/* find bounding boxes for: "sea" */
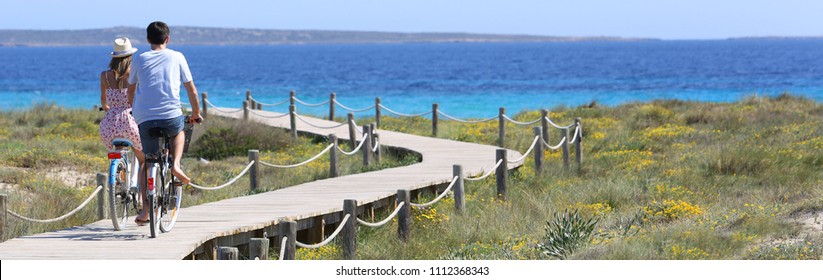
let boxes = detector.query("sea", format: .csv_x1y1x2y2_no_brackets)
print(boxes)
1,39,822,118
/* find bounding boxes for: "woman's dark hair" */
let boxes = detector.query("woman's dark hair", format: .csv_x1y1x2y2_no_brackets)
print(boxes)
147,21,170,45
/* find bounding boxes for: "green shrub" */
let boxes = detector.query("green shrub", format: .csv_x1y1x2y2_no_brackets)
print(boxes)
538,209,599,259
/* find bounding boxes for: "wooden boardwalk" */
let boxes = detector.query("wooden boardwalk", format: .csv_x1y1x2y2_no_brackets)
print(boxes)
0,107,524,259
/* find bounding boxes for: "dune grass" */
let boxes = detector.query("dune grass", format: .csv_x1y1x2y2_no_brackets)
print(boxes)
0,105,417,240
290,94,823,260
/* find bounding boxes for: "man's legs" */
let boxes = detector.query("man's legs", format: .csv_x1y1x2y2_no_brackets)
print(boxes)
171,132,190,185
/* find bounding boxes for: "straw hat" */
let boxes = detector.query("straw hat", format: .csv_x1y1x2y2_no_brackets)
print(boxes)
111,37,138,58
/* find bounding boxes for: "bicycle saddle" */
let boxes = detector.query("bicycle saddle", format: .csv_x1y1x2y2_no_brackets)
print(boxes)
111,138,133,147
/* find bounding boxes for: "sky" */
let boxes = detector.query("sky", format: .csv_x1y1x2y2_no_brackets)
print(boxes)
1,0,821,40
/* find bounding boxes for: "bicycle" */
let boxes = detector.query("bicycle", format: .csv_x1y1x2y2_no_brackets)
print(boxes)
106,138,140,231
145,115,199,238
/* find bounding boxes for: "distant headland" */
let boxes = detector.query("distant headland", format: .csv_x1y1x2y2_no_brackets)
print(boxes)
0,26,656,46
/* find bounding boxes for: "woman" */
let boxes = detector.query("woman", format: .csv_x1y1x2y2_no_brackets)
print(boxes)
99,37,146,224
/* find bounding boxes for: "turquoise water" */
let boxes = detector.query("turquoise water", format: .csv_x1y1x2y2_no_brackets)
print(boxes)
1,40,822,118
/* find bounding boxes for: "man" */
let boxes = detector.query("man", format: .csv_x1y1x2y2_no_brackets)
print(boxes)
128,21,201,225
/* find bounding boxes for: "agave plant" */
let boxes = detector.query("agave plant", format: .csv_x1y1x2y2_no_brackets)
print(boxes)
538,209,598,259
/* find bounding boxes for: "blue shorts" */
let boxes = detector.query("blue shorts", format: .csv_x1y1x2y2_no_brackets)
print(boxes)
138,116,185,157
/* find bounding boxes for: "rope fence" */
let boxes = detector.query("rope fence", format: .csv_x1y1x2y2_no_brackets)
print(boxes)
295,214,350,249
259,144,334,168
6,186,103,223
410,176,459,209
190,161,255,191
356,202,405,227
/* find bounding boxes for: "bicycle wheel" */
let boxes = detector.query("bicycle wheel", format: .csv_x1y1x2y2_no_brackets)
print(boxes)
108,159,131,231
159,159,182,232
159,180,182,233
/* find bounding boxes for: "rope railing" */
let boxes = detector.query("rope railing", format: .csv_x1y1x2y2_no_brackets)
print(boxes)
295,113,349,129
410,176,459,208
190,161,255,190
249,96,291,107
465,159,503,181
337,133,369,155
249,108,290,119
7,185,103,223
356,202,405,228
371,140,380,152
502,114,542,126
568,125,581,144
545,116,574,129
333,100,376,113
507,136,541,163
295,214,351,249
204,99,244,114
379,104,432,118
543,136,567,150
278,236,288,260
293,97,330,107
437,110,497,124
259,144,335,168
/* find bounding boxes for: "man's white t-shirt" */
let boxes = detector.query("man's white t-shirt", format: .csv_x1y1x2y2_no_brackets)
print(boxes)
129,48,193,125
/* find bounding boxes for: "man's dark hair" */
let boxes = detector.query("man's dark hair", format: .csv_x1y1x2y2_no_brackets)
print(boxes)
147,21,170,45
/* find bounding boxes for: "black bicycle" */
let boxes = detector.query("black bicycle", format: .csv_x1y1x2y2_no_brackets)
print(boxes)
145,116,199,238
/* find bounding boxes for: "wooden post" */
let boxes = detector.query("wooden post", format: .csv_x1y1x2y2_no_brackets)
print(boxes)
496,149,508,200
347,113,356,149
243,100,250,121
96,173,106,220
249,150,259,192
329,134,339,178
289,90,295,107
246,90,251,103
362,125,372,167
249,238,269,260
453,165,465,214
307,216,325,244
218,247,239,260
561,127,570,171
289,104,297,139
375,97,382,129
432,103,439,136
279,220,296,260
541,109,549,144
373,133,381,163
574,118,583,172
342,199,357,260
498,107,506,148
533,127,544,174
1,194,7,242
329,92,336,121
249,90,256,110
397,189,411,242
257,103,262,110
201,92,208,117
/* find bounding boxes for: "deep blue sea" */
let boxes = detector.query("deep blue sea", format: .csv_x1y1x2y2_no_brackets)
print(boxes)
1,40,822,118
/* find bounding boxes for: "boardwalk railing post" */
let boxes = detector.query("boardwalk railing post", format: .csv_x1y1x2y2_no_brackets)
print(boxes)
362,125,372,167
201,92,208,117
1,194,7,242
218,246,239,260
397,189,411,241
561,127,570,171
247,90,256,109
96,173,106,220
498,107,506,147
342,199,357,260
243,100,250,121
496,149,508,200
375,97,381,129
329,92,336,121
533,127,544,174
289,104,297,139
257,103,262,110
249,150,259,192
289,90,295,107
453,165,465,214
347,113,357,149
432,103,439,137
574,118,583,173
249,238,270,260
541,109,549,144
373,132,381,163
279,220,296,260
329,134,339,177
